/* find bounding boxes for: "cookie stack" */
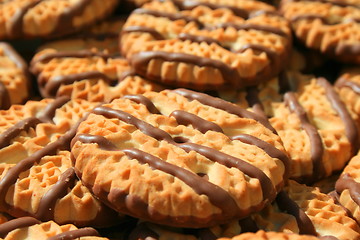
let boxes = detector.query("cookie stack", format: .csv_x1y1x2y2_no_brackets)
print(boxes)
0,0,359,239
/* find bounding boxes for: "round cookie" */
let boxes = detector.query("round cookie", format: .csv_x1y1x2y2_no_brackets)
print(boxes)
71,89,289,228
280,0,360,64
218,230,333,240
0,217,109,240
0,42,31,109
121,0,292,90
30,48,164,102
0,0,119,40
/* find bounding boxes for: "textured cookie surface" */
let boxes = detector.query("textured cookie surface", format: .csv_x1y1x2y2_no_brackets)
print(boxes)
0,217,108,239
0,0,119,39
0,42,30,109
121,0,292,90
71,89,289,228
280,0,360,64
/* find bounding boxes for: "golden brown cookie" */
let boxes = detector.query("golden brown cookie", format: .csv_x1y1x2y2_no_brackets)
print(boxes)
0,0,119,40
0,42,30,109
218,230,329,240
121,0,292,90
280,0,360,64
30,48,163,101
71,89,289,228
0,217,108,239
252,180,360,240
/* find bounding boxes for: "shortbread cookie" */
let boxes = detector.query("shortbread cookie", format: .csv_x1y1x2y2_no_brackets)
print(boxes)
121,0,292,90
335,150,360,225
0,217,108,239
253,180,360,240
71,89,289,228
0,42,30,109
30,48,163,101
0,0,119,40
280,0,360,64
218,230,330,240
37,18,126,54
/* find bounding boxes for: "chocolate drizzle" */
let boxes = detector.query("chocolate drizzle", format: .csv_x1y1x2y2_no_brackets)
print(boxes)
43,71,118,98
336,173,360,207
173,88,276,132
178,33,221,45
284,92,325,182
122,26,165,40
0,217,40,238
317,77,359,155
335,77,360,95
48,227,100,240
216,22,288,38
170,110,224,134
0,117,42,149
123,95,161,114
231,134,290,179
75,133,240,219
245,86,268,119
37,96,71,123
35,167,77,221
276,191,317,235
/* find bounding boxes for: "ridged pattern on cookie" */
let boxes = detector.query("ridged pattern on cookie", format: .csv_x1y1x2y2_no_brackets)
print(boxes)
280,0,360,63
71,89,288,228
30,49,163,101
0,42,30,109
0,0,119,39
121,0,292,90
0,217,108,239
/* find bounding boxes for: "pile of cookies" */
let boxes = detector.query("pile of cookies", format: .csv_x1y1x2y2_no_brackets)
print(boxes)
0,0,359,239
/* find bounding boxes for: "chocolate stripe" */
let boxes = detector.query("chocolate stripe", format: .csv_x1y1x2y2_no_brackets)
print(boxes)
123,95,161,114
130,51,240,88
122,26,165,40
231,134,290,179
284,92,324,182
336,173,360,207
335,77,360,95
92,106,275,204
216,22,288,38
0,217,40,238
276,191,317,235
37,96,70,123
173,88,276,132
245,86,268,119
75,133,240,218
170,110,224,134
317,77,359,154
35,167,77,221
0,117,42,149
48,227,99,240
178,33,221,45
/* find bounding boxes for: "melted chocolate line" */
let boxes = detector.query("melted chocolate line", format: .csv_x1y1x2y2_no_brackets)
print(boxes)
44,71,118,98
132,8,204,28
128,222,159,240
236,44,279,69
291,14,329,24
35,167,76,221
48,227,100,240
169,110,224,134
0,123,79,210
123,95,161,114
0,81,10,110
8,0,42,38
284,92,325,181
118,69,137,82
75,134,240,218
178,33,221,45
0,217,40,238
245,87,268,119
336,173,360,207
216,22,288,38
317,77,359,155
121,26,165,40
231,134,290,179
37,96,70,123
178,142,275,201
335,77,360,95
328,190,354,220
130,51,240,88
173,88,276,133
0,117,42,149
276,191,317,235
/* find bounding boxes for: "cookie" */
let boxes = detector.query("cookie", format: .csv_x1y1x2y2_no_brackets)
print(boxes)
0,0,119,39
218,230,331,240
280,0,360,64
120,0,292,90
30,48,163,102
0,42,31,109
71,89,289,228
0,217,108,239
252,180,360,240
